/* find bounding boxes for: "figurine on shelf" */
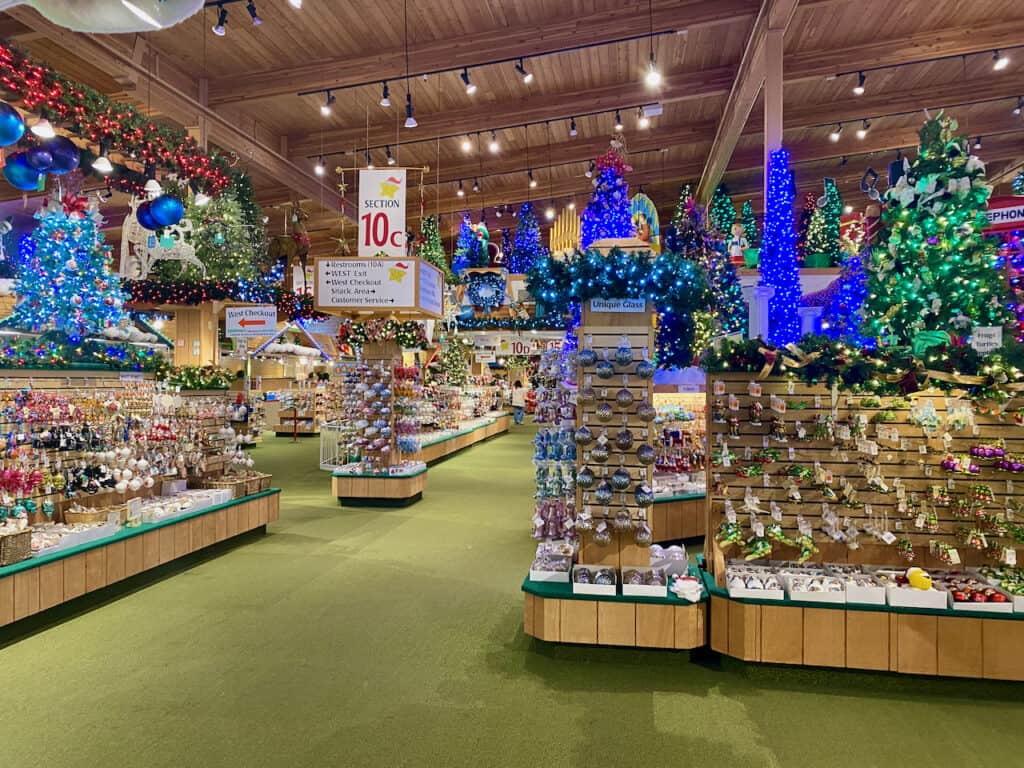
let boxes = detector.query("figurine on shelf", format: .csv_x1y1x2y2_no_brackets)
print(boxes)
727,417,741,439
812,413,833,441
748,400,763,426
770,415,787,443
712,398,727,423
786,480,802,503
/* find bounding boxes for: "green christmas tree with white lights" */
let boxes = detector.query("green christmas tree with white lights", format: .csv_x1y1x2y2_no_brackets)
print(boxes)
708,185,736,235
863,114,1010,347
418,215,455,283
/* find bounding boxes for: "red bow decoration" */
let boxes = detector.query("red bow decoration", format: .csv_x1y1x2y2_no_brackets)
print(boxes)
62,193,88,219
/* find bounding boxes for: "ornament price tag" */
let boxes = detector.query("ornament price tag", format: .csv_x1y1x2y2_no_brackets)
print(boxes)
747,381,762,398
713,380,726,396
880,531,897,545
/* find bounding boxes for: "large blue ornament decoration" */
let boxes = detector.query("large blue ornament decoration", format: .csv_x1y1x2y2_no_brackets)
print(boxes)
46,136,80,175
135,201,160,231
0,102,26,147
148,194,185,227
3,153,42,191
25,144,54,172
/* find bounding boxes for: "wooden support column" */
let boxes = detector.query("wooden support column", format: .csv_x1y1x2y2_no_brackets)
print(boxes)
763,27,784,197
172,304,219,367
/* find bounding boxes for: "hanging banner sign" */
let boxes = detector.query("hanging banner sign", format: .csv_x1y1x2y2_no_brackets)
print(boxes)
630,192,661,253
985,196,1024,233
590,298,646,313
358,169,407,257
314,257,444,318
225,305,278,338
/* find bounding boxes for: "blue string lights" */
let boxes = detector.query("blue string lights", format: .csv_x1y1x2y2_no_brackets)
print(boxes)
760,148,802,345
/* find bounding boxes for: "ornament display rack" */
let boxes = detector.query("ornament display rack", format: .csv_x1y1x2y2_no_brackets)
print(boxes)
0,370,279,630
650,391,707,542
704,374,1024,681
523,303,706,649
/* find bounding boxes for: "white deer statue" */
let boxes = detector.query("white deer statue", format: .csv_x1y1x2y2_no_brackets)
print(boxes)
119,196,206,280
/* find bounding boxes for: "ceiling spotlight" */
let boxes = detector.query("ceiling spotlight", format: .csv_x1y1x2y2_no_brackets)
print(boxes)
472,178,480,193
496,206,503,218
379,82,391,107
853,71,866,96
993,50,1010,71
246,0,261,26
515,58,533,84
567,200,576,210
460,135,472,153
488,130,499,153
288,0,301,7
829,123,842,142
314,157,325,176
528,169,537,188
386,145,396,165
320,91,336,117
461,68,477,95
212,4,227,35
194,191,211,207
365,150,374,170
1014,97,1023,116
614,110,623,131
645,52,662,88
585,161,595,178
843,204,854,214
92,152,113,175
856,119,870,139
30,118,55,138
545,204,556,221
637,108,650,129
456,180,465,197
569,117,577,137
404,92,417,128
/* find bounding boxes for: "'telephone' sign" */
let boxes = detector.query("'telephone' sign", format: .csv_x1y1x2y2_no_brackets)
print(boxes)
358,169,407,257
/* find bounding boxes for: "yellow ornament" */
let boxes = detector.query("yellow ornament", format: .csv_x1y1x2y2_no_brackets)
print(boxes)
906,567,932,591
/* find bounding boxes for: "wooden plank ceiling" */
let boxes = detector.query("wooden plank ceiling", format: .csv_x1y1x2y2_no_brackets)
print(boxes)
2,0,1024,253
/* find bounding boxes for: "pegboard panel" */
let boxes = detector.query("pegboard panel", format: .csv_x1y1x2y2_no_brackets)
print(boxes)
705,373,1024,570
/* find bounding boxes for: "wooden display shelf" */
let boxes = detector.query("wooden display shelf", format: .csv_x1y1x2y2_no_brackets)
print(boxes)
0,490,281,629
707,588,1024,681
332,470,427,507
522,579,706,649
651,493,706,542
419,414,511,464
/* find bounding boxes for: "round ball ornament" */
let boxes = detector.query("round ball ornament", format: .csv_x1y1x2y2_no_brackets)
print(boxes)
615,387,634,410
25,144,53,171
595,359,614,380
573,425,594,446
0,102,25,147
636,402,657,423
594,480,613,505
46,136,80,175
635,359,655,380
611,467,631,491
590,441,610,463
135,201,160,231
2,153,42,191
578,385,597,406
614,428,634,451
576,466,596,490
595,402,614,423
636,444,656,466
634,483,655,508
149,194,185,227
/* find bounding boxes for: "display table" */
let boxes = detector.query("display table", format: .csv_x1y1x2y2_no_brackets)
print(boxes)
651,493,706,542
418,413,512,464
704,574,1024,680
331,468,428,507
0,489,280,629
522,577,706,649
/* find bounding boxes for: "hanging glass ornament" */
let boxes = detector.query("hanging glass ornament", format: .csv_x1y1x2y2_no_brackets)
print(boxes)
614,334,633,367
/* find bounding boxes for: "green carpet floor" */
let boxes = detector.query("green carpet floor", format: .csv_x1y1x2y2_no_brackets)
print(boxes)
2,425,1023,767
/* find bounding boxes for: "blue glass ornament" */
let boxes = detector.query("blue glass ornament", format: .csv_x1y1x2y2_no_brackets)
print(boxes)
46,136,80,175
136,201,160,231
25,144,53,171
0,103,24,147
3,153,42,191
149,194,185,227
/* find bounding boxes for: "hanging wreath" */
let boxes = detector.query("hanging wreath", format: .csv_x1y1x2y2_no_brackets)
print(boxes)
464,271,507,313
339,318,427,349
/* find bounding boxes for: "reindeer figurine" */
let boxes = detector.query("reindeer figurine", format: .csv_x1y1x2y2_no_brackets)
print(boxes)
119,196,206,279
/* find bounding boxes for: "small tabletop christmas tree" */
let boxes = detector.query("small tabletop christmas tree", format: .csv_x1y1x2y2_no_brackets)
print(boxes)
12,195,126,337
863,114,1010,349
581,143,636,249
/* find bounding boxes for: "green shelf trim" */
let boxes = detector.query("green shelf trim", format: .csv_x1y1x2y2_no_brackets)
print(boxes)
699,569,1024,622
0,489,281,580
521,565,707,607
331,468,428,479
653,492,705,504
419,416,507,448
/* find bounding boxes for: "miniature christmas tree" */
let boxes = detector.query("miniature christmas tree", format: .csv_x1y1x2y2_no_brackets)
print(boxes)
418,215,455,283
820,178,843,265
760,148,802,345
740,200,760,248
452,215,486,274
508,202,547,273
863,114,1010,348
580,148,636,249
671,183,693,230
804,205,829,260
708,185,736,235
13,198,126,337
795,192,816,264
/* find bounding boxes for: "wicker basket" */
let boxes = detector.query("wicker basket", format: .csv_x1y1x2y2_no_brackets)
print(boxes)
0,528,31,566
198,476,249,499
253,472,273,492
243,474,263,496
63,507,112,525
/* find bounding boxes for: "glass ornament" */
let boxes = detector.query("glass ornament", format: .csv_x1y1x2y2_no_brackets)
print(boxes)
594,568,616,585
615,387,635,410
611,466,631,491
636,402,657,423
634,483,655,507
634,523,653,545
594,480,613,505
614,428,634,451
576,466,596,490
614,335,633,367
590,441,610,463
613,507,633,531
636,444,656,465
573,425,594,446
595,402,614,423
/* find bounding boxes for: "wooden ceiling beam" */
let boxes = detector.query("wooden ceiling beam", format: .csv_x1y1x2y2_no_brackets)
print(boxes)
206,0,758,105
5,7,341,211
695,0,799,203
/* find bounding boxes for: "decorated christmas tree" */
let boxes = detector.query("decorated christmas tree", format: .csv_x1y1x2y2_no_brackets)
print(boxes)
795,192,816,264
500,228,512,266
508,202,547,274
708,185,736,235
820,178,843,265
760,148,802,345
13,198,126,337
740,200,760,248
675,199,747,338
452,215,486,274
863,114,1010,348
433,340,471,386
671,183,693,229
580,147,636,249
821,247,870,343
804,205,829,259
840,214,866,258
418,215,455,283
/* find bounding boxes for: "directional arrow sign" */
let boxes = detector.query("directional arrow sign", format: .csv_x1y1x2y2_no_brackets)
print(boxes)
226,305,278,339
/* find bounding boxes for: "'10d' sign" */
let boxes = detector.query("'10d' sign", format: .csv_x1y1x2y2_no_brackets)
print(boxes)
358,168,407,257
590,298,646,313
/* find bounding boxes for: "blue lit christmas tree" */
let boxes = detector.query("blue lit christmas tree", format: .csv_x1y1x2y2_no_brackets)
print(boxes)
760,148,802,345
821,247,871,343
452,214,486,274
581,148,636,249
12,200,126,337
508,202,547,274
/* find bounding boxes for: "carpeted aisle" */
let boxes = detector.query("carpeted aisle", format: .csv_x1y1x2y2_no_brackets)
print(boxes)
1,425,1023,767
